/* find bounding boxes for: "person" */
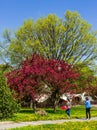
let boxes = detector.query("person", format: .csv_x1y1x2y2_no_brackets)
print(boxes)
60,99,71,118
84,96,91,120
65,99,71,118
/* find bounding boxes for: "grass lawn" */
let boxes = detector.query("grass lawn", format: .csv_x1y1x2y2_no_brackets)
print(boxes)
3,105,97,122
10,121,97,130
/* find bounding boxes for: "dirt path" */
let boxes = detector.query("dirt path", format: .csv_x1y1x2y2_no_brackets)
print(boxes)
0,117,97,130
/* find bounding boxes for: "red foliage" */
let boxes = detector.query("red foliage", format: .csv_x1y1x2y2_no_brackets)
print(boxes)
5,54,79,99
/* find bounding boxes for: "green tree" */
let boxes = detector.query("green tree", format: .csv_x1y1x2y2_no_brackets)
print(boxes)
3,10,97,66
0,65,20,119
75,63,97,93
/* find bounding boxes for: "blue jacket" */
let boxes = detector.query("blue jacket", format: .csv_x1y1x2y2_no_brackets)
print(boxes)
84,100,91,108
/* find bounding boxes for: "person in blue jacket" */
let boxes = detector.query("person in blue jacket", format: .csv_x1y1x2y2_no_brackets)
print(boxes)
84,96,91,120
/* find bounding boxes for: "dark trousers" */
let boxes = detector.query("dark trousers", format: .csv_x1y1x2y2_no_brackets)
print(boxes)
66,108,70,117
86,108,91,119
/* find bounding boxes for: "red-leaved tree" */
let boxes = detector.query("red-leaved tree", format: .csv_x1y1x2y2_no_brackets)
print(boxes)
5,54,79,112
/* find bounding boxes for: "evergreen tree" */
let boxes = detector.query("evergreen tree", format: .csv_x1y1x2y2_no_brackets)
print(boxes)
0,67,20,119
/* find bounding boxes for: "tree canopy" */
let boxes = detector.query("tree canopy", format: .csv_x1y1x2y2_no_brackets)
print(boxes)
5,54,79,98
2,10,97,66
74,63,97,93
5,54,79,111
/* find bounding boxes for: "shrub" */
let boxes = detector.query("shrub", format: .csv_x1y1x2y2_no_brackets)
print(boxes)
0,71,20,119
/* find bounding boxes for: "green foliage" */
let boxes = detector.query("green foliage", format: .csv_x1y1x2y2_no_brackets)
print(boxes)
0,69,20,119
75,63,97,93
2,10,97,66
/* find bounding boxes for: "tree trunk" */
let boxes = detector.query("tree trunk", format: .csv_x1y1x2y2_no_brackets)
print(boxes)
33,100,36,112
30,99,33,108
54,100,57,113
52,90,60,113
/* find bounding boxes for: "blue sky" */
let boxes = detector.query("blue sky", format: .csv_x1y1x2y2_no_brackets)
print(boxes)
0,0,97,34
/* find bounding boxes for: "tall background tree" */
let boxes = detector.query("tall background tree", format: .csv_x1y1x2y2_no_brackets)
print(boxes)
1,10,97,67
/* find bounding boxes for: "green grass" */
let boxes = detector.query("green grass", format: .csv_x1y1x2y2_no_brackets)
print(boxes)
3,105,97,122
10,121,97,130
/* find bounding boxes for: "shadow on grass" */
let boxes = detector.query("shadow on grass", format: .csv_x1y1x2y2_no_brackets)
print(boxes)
19,108,58,114
19,108,63,115
19,109,34,114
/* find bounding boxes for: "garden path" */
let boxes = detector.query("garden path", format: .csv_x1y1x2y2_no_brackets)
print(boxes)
0,117,97,130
